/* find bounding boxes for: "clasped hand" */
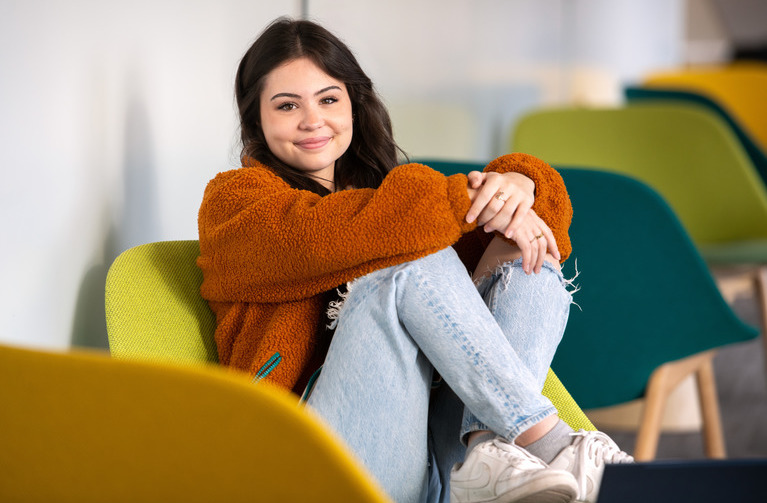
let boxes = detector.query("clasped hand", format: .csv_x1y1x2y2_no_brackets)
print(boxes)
465,171,560,274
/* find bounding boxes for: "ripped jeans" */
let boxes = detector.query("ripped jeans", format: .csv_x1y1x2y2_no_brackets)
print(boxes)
305,246,573,503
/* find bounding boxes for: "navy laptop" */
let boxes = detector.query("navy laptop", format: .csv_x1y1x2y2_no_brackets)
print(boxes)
597,459,765,502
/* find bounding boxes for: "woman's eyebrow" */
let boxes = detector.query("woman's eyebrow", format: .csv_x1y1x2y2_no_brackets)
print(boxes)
270,85,341,101
315,85,341,95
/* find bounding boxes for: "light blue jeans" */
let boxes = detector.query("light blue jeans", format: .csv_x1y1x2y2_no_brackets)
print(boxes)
306,246,572,503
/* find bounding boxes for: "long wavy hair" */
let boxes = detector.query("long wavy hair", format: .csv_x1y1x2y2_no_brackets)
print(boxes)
235,18,405,195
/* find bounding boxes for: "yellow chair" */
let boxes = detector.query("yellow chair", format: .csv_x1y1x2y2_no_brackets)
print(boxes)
105,240,596,433
642,62,767,153
0,342,392,502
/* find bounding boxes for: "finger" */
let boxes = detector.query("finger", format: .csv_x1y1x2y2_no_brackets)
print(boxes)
519,230,534,274
504,197,534,237
540,224,560,261
468,181,506,224
466,171,485,189
533,231,547,274
480,196,520,230
500,199,530,239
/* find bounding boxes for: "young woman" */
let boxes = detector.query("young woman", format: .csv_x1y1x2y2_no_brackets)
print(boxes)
198,17,631,503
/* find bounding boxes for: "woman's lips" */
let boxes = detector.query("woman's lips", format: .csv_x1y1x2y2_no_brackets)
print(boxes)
295,136,331,149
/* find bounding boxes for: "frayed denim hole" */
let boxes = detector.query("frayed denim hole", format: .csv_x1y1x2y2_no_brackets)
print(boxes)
562,259,581,310
325,279,357,330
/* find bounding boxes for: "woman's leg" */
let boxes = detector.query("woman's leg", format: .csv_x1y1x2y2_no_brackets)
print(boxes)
306,247,563,502
460,237,573,443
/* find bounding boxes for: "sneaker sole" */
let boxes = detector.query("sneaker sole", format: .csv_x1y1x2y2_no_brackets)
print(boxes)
452,472,578,503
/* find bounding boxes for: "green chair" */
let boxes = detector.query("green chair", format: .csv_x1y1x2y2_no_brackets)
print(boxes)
106,240,217,365
105,239,595,432
511,103,767,352
419,160,759,460
624,86,767,186
640,62,767,154
0,342,392,502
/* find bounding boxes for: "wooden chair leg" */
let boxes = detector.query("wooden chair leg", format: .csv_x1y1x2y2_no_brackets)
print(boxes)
696,354,726,458
755,267,767,369
635,365,670,461
635,351,719,461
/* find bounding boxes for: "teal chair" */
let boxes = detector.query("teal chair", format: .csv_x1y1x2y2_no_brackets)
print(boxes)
511,103,767,357
419,159,759,460
555,168,758,460
625,86,767,186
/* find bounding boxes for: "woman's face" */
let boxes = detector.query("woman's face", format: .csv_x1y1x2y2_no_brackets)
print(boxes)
260,57,353,183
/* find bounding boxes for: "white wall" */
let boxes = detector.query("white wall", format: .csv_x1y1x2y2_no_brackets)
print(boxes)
312,0,683,159
0,0,297,349
0,0,684,350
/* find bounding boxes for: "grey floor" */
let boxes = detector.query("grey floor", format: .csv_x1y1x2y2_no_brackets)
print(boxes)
601,272,767,460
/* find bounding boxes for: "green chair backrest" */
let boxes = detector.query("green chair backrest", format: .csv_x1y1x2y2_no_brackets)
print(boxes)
642,62,767,153
555,168,758,407
105,240,218,364
0,343,392,502
511,103,767,251
625,86,767,187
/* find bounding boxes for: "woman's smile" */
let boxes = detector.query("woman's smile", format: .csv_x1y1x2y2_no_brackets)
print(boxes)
295,136,332,150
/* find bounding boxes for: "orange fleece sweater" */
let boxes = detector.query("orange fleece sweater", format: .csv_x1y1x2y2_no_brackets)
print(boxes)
197,153,572,393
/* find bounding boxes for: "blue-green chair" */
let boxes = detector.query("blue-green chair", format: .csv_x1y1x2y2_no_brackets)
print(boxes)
511,104,767,359
420,159,759,460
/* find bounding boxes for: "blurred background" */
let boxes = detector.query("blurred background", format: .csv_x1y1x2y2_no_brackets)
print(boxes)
1,0,765,459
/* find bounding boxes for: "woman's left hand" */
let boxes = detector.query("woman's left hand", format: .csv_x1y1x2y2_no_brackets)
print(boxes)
465,171,535,238
508,209,560,274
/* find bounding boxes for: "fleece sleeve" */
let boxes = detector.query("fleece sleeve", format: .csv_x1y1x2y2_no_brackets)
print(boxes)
198,162,476,304
484,153,573,261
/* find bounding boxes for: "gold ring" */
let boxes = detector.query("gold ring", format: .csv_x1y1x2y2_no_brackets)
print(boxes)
494,191,507,202
530,233,544,243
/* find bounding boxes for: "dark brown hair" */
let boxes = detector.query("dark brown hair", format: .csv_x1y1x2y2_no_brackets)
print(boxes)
235,17,405,195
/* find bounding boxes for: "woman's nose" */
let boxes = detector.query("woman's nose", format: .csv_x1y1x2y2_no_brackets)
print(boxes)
300,106,324,130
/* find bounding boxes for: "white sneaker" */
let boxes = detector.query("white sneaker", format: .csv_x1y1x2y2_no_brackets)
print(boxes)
451,437,578,503
548,430,634,503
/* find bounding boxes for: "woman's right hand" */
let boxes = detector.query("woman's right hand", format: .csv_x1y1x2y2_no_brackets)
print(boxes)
465,170,535,238
466,171,559,273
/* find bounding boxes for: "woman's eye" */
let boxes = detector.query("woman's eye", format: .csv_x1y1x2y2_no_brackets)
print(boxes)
277,102,297,111
320,97,338,105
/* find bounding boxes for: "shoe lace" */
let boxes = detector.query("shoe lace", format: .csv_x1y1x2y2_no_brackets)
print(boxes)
489,438,548,470
571,430,634,466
